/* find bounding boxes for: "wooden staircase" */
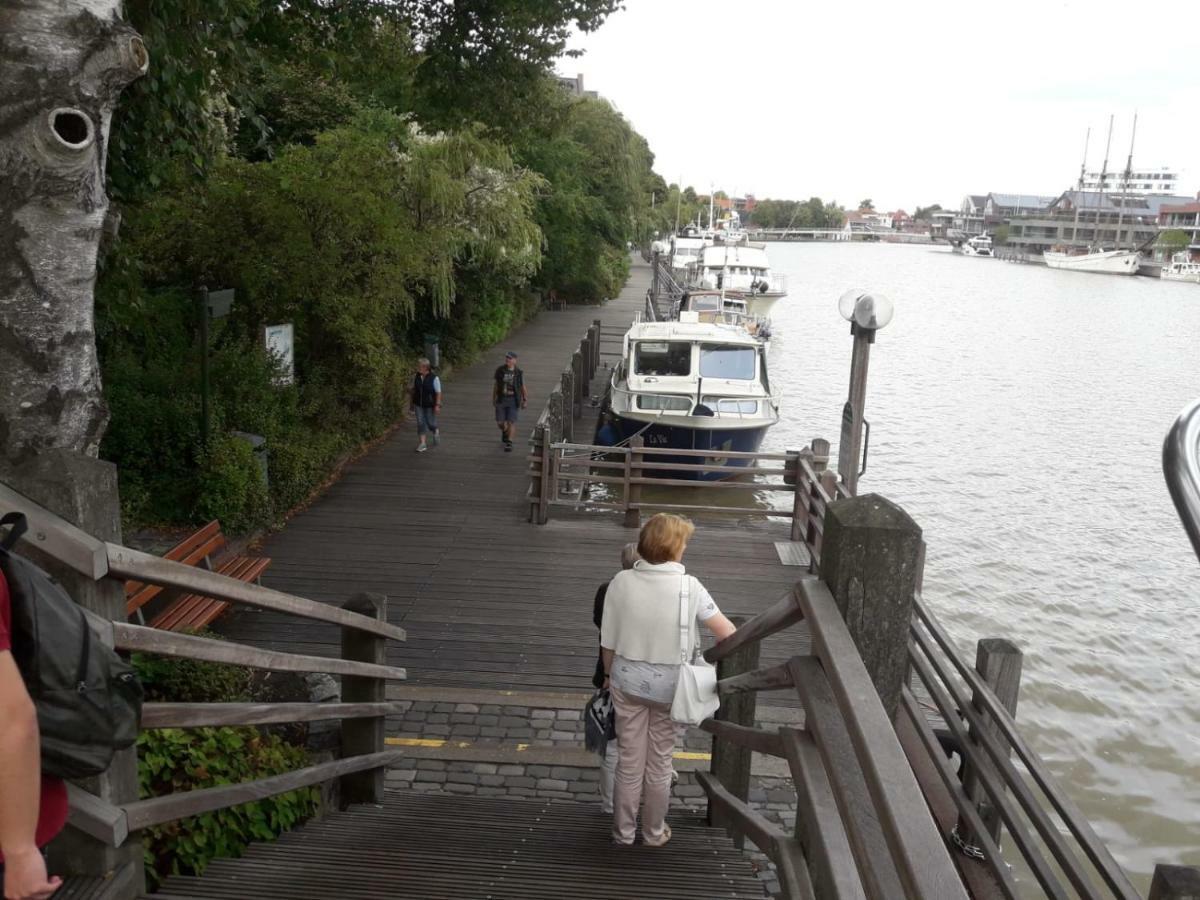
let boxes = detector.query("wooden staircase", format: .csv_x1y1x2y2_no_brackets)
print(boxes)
146,791,767,899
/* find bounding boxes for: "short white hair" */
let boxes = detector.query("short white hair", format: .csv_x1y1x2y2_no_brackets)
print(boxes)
417,357,431,368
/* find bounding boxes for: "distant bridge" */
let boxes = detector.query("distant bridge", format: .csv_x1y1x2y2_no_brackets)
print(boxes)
748,227,934,244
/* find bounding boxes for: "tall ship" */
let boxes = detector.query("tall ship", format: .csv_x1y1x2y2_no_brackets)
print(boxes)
596,315,779,480
1044,116,1142,275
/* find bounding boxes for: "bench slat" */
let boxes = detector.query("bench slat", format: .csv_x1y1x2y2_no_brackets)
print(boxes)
125,521,226,615
150,554,271,632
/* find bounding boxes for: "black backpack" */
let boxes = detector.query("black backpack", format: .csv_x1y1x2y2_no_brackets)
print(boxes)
0,512,143,779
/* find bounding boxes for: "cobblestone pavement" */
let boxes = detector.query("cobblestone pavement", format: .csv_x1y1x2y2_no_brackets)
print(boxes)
385,699,799,898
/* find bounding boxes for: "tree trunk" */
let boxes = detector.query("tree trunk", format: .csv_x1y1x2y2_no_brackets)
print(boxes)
0,1,146,473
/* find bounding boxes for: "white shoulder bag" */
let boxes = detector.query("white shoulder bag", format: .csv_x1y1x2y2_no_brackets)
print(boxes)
670,575,720,725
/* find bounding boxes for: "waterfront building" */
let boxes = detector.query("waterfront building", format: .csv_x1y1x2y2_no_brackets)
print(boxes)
954,194,989,235
556,72,600,99
889,209,912,230
1082,165,1179,196
930,209,956,240
983,193,1056,221
1158,200,1200,260
1005,190,1194,254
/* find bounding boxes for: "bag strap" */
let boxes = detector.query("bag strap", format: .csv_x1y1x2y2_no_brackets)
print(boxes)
0,512,27,551
678,574,691,663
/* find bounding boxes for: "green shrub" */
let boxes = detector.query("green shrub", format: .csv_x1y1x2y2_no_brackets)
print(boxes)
132,651,317,887
194,435,272,534
137,727,317,887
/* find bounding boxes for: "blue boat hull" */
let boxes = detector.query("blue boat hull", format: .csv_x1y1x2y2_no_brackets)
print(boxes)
601,415,770,481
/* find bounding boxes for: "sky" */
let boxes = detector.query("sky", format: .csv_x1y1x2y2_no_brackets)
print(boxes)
561,0,1200,211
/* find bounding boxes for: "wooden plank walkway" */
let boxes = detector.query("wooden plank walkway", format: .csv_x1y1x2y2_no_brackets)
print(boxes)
146,792,766,899
218,256,806,699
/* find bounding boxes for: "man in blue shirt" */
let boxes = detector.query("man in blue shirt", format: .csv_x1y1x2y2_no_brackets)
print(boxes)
410,357,442,453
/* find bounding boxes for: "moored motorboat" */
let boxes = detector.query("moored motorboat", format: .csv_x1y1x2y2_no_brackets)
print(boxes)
597,317,779,480
687,243,787,318
1160,252,1200,284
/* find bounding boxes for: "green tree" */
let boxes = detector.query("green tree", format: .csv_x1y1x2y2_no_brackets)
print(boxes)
858,198,875,211
1158,229,1191,255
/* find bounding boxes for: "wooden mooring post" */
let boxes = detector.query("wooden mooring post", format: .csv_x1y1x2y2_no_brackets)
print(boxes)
819,493,922,717
956,638,1022,851
1149,864,1200,899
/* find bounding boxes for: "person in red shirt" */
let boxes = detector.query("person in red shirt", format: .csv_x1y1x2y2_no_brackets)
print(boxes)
0,569,66,900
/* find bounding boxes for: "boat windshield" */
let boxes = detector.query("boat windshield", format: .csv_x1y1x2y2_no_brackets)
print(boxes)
635,341,691,376
700,345,756,380
636,394,693,411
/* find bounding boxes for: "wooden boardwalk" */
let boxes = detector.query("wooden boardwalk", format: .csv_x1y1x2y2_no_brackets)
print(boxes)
146,792,766,899
220,256,804,699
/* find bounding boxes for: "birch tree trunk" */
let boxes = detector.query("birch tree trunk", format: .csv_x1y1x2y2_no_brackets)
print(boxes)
0,1,146,473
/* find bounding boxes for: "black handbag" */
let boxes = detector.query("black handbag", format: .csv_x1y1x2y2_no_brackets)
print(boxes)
583,688,616,754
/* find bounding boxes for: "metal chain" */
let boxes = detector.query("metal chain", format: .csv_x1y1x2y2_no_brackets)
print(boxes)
951,824,987,861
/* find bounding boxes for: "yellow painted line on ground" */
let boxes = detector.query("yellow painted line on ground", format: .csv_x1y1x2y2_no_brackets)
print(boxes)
386,735,714,762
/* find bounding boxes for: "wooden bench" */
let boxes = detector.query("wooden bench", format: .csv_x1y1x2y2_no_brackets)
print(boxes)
124,520,271,632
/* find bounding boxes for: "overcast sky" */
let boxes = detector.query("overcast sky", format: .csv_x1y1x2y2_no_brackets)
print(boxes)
562,0,1200,211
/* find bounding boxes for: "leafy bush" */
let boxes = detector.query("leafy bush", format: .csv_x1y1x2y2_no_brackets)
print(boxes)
132,651,317,887
137,727,317,887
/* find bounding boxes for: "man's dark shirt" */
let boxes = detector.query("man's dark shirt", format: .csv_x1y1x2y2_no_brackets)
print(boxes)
591,582,608,688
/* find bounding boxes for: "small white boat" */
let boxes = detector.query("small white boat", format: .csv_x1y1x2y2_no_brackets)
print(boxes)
963,234,994,257
1160,252,1200,284
1043,247,1141,275
676,290,771,343
669,226,708,279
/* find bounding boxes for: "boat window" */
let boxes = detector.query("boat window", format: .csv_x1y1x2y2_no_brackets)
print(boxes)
689,296,720,312
699,345,756,380
635,341,692,376
636,394,693,411
701,397,759,414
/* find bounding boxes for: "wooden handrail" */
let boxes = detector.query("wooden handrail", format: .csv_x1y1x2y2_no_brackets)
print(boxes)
106,544,405,640
113,623,408,681
695,771,787,855
122,750,403,831
0,482,109,579
141,701,407,729
705,587,803,664
716,661,794,695
698,718,786,757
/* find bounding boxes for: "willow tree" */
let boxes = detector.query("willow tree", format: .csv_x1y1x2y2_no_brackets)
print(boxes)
0,2,147,472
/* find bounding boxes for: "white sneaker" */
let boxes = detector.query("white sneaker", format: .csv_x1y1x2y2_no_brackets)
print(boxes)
416,444,428,453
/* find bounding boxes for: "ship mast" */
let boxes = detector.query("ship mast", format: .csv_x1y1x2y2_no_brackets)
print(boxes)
1114,112,1137,250
1070,127,1090,246
1095,115,1114,249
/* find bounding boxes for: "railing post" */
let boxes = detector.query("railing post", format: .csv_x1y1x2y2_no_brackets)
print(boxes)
560,369,574,443
956,638,1022,850
1149,865,1200,899
578,338,590,401
538,422,554,525
623,436,643,528
572,349,583,420
6,451,144,895
339,592,388,805
787,448,806,542
810,437,831,473
592,319,602,373
819,493,922,718
588,323,601,376
529,423,546,523
707,615,758,849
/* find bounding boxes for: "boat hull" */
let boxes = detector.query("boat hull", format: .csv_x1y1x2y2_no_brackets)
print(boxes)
745,291,786,318
603,415,770,481
1043,249,1140,274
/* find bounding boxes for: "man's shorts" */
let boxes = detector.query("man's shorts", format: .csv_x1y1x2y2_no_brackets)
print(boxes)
495,399,520,423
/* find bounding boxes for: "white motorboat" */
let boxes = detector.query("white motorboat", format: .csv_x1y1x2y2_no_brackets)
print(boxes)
963,235,994,257
1043,248,1141,274
1161,252,1200,283
687,244,787,318
675,290,771,343
669,225,708,279
596,317,779,480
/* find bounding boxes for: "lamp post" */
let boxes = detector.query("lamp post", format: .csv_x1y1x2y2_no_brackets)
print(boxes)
836,289,894,495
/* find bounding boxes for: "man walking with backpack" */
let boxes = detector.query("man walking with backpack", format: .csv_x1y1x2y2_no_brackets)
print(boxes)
0,566,65,900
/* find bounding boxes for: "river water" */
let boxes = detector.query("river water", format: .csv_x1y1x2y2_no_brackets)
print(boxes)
764,241,1200,887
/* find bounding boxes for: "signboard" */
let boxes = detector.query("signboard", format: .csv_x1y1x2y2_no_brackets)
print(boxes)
206,288,235,318
263,324,295,386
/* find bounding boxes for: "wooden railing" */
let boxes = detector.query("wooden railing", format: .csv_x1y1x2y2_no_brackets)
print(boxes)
697,484,1197,899
0,481,407,898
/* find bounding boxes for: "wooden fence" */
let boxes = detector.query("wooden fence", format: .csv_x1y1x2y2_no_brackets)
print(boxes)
0,481,407,898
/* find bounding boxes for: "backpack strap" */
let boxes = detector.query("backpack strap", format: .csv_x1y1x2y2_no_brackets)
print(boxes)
0,512,27,551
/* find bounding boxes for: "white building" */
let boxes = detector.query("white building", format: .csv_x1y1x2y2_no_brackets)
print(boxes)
1081,166,1179,196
